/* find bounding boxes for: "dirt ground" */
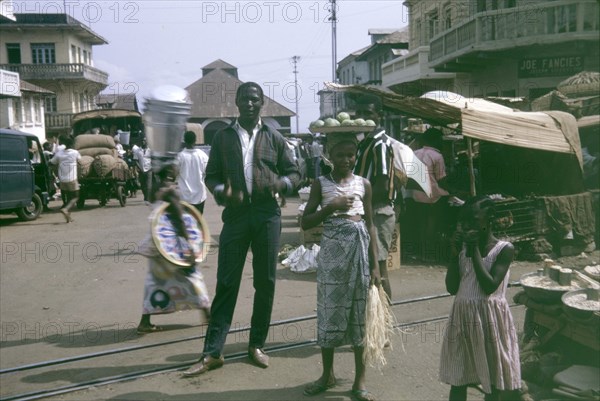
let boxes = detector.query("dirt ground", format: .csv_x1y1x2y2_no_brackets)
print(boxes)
0,194,598,401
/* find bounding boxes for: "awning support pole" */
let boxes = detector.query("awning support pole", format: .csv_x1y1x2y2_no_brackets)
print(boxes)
467,137,476,197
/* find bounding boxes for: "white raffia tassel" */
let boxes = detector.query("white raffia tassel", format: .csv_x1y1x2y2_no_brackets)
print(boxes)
362,284,396,368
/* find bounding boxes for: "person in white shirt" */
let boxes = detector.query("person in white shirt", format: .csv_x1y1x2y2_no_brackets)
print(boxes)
114,135,125,157
177,131,209,213
133,139,152,202
49,135,81,223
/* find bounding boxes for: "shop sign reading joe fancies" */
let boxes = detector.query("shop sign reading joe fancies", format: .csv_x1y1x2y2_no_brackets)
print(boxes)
518,56,583,78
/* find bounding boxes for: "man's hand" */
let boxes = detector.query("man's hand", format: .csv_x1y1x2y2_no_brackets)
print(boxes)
269,179,287,196
222,178,243,207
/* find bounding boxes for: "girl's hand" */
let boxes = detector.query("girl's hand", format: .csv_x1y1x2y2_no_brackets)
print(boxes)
462,229,478,244
370,267,382,287
329,195,353,212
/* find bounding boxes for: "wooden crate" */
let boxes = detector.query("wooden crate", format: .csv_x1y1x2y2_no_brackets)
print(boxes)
387,224,401,271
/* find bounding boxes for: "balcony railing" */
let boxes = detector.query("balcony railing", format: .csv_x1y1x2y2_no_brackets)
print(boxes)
0,64,108,85
429,0,599,66
382,46,456,90
45,113,73,130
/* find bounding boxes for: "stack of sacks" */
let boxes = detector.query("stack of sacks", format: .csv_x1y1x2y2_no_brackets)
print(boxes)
74,134,128,179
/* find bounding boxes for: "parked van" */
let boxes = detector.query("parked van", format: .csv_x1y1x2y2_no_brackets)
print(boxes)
0,129,54,221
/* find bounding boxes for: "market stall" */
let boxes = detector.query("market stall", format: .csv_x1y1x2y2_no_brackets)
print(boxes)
325,83,596,257
515,262,599,400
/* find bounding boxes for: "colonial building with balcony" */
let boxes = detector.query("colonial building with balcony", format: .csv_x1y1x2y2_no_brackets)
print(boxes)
0,68,54,141
383,0,599,100
356,28,410,86
320,29,409,120
0,13,109,137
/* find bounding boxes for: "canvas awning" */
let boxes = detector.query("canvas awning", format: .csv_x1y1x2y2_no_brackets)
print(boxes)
577,114,600,129
325,83,582,170
423,91,582,170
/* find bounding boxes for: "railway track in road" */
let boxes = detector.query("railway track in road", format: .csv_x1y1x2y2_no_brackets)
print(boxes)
0,288,524,401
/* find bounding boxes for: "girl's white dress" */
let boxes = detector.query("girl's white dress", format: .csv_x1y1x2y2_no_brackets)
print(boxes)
439,240,521,393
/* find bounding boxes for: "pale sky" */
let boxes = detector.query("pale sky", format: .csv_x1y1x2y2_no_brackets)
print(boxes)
24,0,408,132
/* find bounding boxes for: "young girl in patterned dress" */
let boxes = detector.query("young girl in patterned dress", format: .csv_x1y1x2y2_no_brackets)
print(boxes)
301,135,381,401
440,196,521,401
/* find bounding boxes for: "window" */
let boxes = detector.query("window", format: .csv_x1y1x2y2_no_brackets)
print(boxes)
31,44,55,64
79,93,87,111
13,99,23,124
477,0,486,13
83,50,88,65
33,98,42,124
6,43,21,64
444,7,452,30
557,4,577,33
45,96,57,113
415,18,422,46
0,137,27,161
24,97,33,124
71,45,77,63
427,10,439,40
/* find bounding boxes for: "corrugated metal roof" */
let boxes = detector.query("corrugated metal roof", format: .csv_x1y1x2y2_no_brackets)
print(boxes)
96,93,139,111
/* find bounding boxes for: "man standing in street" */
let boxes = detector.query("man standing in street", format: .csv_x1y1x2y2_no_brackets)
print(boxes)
354,95,397,301
133,138,152,202
183,82,300,376
410,128,448,263
177,131,209,213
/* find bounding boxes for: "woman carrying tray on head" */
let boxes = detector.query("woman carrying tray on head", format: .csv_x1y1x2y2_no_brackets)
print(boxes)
137,162,211,334
301,132,381,401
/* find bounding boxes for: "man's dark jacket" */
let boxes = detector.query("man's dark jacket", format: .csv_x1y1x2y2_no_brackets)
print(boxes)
205,122,300,208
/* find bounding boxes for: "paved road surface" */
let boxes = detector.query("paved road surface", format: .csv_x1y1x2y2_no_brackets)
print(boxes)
1,194,538,401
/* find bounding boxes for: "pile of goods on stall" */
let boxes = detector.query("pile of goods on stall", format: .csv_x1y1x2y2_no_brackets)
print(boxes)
74,134,129,181
517,258,600,400
519,258,600,304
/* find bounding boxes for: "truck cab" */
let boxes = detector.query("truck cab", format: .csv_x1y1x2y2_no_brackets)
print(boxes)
0,129,55,221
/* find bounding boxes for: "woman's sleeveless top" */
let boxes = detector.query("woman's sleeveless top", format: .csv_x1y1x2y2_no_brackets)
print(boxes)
319,174,365,216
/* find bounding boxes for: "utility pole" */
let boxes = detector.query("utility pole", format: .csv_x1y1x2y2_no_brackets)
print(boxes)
291,55,301,133
329,0,338,116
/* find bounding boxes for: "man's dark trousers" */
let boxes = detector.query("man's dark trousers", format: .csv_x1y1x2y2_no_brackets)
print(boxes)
203,198,281,357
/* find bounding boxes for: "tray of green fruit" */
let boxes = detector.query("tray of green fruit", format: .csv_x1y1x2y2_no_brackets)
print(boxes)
308,112,376,134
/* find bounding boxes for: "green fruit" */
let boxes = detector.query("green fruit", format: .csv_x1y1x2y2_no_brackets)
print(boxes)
310,119,325,128
337,112,351,122
365,119,376,126
341,119,357,126
354,118,366,126
324,118,341,127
